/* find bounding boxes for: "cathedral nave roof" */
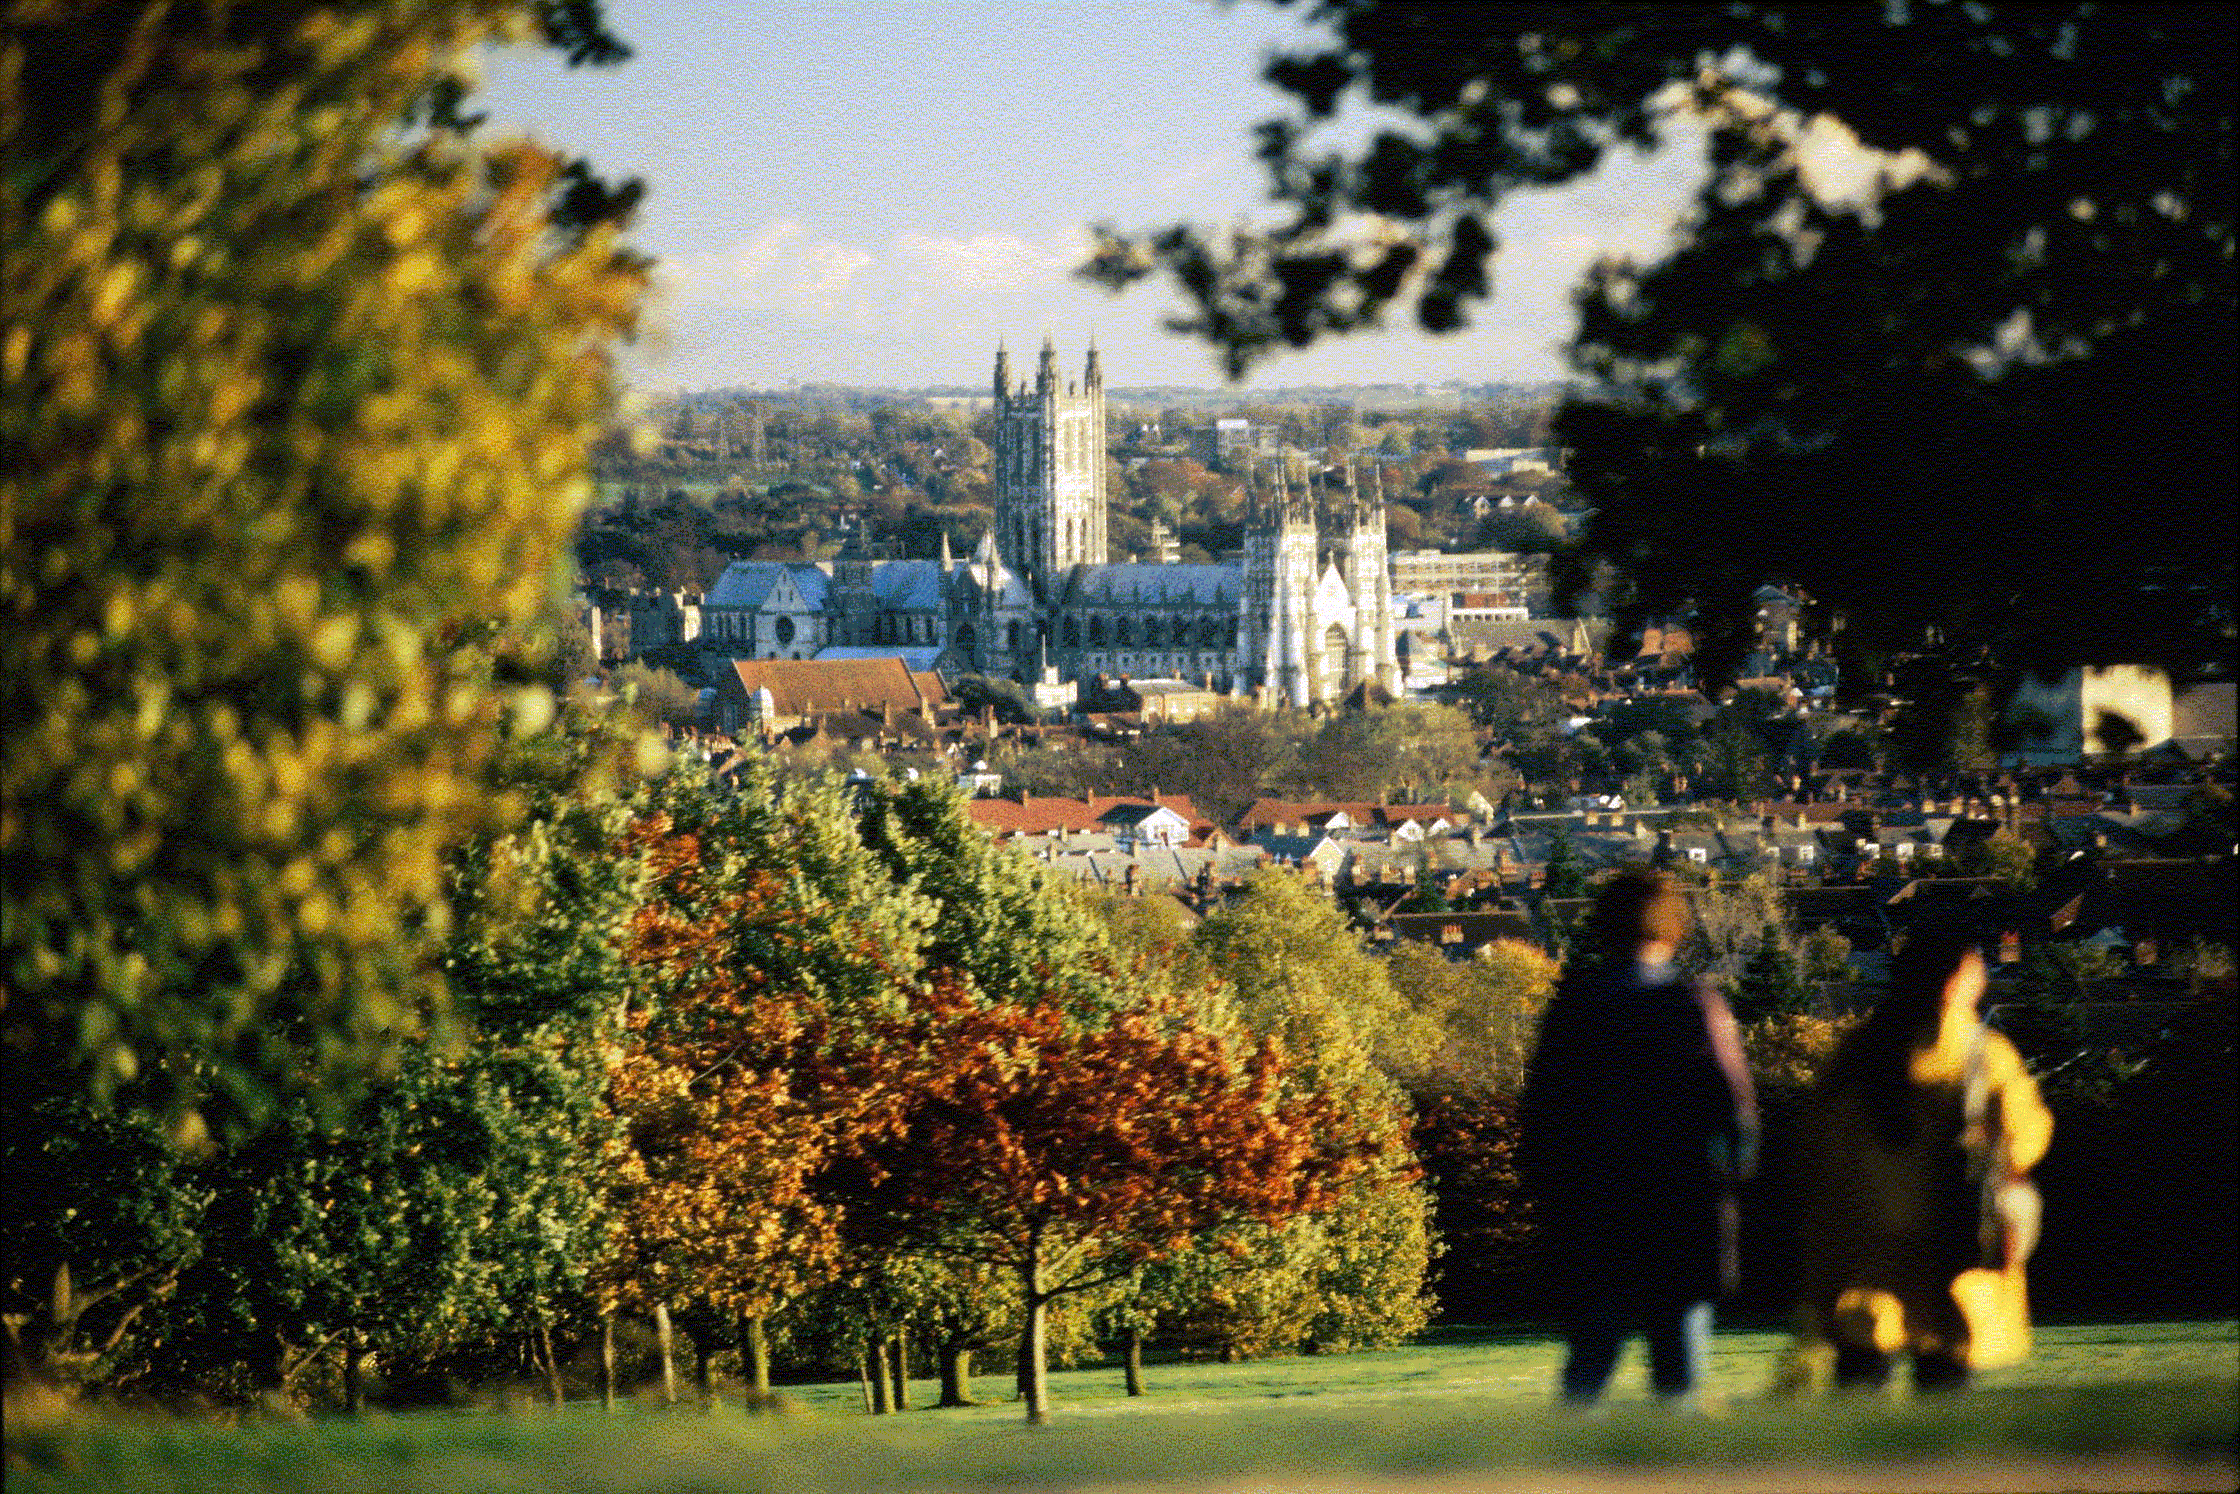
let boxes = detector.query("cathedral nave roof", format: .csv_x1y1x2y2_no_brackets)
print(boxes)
870,559,946,611
1061,562,1239,608
707,561,830,611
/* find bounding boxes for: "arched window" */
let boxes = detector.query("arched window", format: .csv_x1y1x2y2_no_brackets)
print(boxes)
1116,618,1133,646
1144,617,1164,647
1006,621,1020,649
1201,617,1224,647
1063,617,1080,648
1089,616,1106,646
774,616,795,645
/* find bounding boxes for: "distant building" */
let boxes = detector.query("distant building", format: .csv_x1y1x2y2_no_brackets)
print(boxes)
710,655,947,737
704,344,1398,708
1389,548,1550,617
1200,415,1253,467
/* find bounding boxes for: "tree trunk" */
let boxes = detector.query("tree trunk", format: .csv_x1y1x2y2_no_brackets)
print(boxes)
693,1333,712,1408
857,1350,873,1414
888,1331,910,1412
652,1300,677,1406
1124,1323,1146,1397
867,1336,892,1415
342,1328,365,1416
1019,1292,1049,1425
938,1344,973,1407
1018,1232,1050,1426
540,1318,565,1409
741,1314,771,1399
600,1311,616,1413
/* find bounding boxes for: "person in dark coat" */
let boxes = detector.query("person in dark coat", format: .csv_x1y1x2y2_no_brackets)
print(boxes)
1519,867,1758,1407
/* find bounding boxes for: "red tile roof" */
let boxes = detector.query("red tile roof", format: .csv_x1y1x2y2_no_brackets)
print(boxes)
966,793,1210,839
729,656,941,718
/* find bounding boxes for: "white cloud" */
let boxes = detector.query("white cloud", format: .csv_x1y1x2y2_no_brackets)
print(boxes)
664,221,875,316
889,230,1089,292
659,222,1096,328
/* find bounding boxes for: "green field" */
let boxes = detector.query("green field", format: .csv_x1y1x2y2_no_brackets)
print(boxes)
9,1321,2235,1494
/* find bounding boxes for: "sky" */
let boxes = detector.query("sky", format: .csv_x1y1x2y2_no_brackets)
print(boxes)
477,0,1711,393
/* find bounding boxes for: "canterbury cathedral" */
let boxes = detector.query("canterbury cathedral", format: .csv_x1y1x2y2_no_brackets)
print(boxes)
701,341,1399,708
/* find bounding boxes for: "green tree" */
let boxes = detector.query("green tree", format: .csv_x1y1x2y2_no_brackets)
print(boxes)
1180,873,1438,1353
1539,828,1588,902
1121,704,1311,828
1191,870,1437,1085
141,784,641,1412
951,674,1036,725
1090,3,2235,685
1385,937,1559,1096
2,2,647,1126
0,1097,210,1391
1732,922,1809,1025
856,775,1127,1016
1455,667,1565,737
2009,940,2127,1070
1293,701,1481,803
1964,827,2039,892
1801,924,1854,1000
1684,871,1789,988
986,740,1123,799
608,660,703,731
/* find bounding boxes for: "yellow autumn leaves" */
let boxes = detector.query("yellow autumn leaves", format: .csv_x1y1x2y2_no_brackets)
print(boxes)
2,3,645,1119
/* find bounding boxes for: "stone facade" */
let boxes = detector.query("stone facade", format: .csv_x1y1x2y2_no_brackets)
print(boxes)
701,344,1399,707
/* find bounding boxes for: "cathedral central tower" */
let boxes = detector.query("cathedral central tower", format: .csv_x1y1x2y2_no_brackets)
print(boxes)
993,338,1105,600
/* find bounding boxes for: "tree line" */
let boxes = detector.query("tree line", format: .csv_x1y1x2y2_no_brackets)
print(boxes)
7,722,1486,1422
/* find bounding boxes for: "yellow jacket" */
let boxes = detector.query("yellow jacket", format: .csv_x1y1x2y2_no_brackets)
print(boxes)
1798,1004,2052,1368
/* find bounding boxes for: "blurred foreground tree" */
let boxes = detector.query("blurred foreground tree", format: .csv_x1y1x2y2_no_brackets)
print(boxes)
1090,2,2234,686
1,2,646,1126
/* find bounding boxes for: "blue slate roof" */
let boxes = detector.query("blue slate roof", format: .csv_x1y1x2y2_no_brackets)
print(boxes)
1066,563,1239,607
706,561,829,610
871,560,946,611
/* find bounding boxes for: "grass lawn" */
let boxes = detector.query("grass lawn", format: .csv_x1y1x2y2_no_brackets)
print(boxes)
8,1321,2234,1494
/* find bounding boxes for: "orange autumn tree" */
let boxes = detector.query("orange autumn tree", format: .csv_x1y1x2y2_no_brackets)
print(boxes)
836,977,1377,1425
602,764,927,1398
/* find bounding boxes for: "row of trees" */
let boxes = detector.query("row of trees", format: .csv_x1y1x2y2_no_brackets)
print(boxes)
988,700,1491,827
7,735,1470,1422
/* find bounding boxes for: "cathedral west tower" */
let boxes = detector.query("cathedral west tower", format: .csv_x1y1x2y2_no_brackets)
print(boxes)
993,338,1105,601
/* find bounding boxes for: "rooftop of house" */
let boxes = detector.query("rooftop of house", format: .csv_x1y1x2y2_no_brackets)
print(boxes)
966,792,1212,841
726,655,947,719
1236,798,1460,835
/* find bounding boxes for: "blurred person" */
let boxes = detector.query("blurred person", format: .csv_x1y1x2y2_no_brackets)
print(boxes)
1794,923,2051,1392
1520,868,1758,1409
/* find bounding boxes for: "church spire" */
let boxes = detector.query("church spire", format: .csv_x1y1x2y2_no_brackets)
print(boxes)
993,340,1010,401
